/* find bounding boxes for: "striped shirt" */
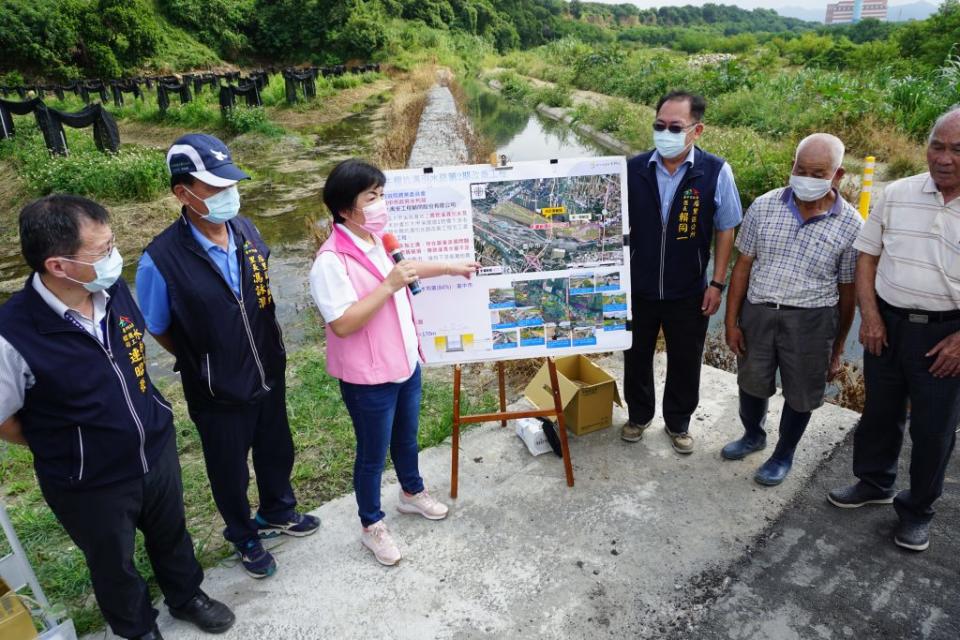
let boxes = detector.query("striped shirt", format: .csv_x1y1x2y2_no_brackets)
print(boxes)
854,173,960,311
737,187,861,308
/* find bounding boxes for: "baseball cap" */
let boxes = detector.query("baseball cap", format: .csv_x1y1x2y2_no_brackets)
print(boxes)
166,133,250,187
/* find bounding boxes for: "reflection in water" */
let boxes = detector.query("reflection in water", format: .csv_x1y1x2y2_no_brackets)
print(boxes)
462,80,607,162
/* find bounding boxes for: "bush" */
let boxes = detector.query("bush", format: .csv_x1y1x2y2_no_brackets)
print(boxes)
224,106,283,136
0,126,167,201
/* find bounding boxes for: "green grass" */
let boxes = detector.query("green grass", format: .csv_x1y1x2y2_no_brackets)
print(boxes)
0,344,495,635
0,125,168,201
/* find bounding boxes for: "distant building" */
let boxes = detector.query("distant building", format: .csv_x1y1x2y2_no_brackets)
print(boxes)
825,0,888,24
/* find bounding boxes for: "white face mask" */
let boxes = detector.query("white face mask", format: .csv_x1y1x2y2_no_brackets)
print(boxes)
789,175,833,202
653,129,690,160
186,185,241,224
61,247,124,292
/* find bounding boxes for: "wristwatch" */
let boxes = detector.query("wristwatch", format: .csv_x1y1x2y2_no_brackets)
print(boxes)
709,280,726,292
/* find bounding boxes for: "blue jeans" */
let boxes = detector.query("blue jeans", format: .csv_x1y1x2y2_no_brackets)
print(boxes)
739,389,812,462
339,365,425,527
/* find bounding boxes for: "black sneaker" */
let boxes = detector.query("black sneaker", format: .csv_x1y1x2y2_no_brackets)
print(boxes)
894,519,930,552
827,482,895,509
255,511,321,538
169,590,236,634
234,537,277,578
131,627,163,640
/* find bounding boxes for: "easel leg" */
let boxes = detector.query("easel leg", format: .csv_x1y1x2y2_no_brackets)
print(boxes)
547,357,575,487
498,361,506,428
451,364,462,499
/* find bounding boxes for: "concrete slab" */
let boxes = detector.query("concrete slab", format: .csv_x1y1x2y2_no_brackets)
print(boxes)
86,355,858,639
669,424,960,640
407,86,469,169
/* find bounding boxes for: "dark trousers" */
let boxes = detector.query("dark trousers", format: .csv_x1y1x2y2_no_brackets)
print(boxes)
188,381,297,544
38,435,203,639
623,294,710,433
853,309,960,524
738,389,812,462
340,365,425,527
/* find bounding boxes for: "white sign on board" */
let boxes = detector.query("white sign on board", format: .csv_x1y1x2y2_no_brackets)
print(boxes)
384,156,632,365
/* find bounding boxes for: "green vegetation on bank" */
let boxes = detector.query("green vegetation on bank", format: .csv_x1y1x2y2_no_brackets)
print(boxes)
0,343,495,635
0,70,382,202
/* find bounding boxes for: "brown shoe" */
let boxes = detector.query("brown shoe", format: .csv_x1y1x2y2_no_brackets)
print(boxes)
621,420,650,443
665,427,694,454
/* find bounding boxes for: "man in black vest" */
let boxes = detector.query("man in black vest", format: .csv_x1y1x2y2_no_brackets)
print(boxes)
136,134,318,580
0,195,234,640
623,91,743,454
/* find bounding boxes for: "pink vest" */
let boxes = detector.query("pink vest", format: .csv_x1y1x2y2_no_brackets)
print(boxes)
316,225,423,385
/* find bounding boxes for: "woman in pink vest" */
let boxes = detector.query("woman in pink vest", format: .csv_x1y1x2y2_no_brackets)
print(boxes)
310,159,478,565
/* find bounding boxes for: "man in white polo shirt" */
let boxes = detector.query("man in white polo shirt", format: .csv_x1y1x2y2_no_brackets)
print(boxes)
829,107,960,553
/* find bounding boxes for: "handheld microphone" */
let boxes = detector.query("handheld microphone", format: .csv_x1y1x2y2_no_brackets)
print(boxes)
382,233,422,295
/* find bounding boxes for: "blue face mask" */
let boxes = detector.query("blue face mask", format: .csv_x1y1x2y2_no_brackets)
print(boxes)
62,247,124,293
187,185,240,224
653,129,691,160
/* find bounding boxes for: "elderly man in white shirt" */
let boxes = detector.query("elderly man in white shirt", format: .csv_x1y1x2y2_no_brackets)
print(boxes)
829,107,960,553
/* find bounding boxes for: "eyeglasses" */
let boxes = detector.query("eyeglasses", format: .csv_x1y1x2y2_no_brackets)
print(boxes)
64,236,115,261
653,122,695,134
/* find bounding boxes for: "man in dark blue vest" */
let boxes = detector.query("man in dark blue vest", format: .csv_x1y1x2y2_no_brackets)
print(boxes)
622,91,743,454
136,134,318,580
0,195,234,640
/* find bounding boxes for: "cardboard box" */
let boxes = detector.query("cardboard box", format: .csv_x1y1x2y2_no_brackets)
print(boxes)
515,418,553,456
0,579,38,640
523,355,622,436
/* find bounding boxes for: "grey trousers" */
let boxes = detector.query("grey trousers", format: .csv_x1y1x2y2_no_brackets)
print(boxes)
736,302,838,413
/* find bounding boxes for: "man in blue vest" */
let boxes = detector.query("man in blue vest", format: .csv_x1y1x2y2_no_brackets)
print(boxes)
136,134,318,580
622,91,743,453
0,195,234,640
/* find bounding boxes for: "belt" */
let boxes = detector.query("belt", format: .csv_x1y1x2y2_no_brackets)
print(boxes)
878,298,960,323
761,302,807,311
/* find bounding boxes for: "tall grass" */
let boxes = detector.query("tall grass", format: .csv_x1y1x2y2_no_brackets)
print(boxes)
0,126,167,201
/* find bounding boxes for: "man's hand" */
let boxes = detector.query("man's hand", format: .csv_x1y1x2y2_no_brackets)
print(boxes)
0,415,27,446
927,331,960,378
702,286,722,316
827,348,844,382
859,312,887,356
726,325,746,357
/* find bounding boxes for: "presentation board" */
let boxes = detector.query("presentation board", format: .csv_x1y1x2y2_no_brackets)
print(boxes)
383,156,632,365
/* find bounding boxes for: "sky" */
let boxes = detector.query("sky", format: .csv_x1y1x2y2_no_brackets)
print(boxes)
585,0,941,9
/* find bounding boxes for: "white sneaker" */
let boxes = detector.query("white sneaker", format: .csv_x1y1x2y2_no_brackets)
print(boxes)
397,488,449,520
361,521,402,566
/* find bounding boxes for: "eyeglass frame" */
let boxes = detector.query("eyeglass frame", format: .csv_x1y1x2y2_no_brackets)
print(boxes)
652,122,698,135
61,235,116,261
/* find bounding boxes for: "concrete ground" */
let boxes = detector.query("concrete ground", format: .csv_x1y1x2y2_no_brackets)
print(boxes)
670,416,960,640
406,85,468,170
81,354,916,639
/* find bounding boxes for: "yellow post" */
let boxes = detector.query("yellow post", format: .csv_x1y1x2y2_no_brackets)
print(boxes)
858,156,875,219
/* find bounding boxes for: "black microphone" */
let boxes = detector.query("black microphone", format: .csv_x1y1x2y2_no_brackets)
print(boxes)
382,233,422,295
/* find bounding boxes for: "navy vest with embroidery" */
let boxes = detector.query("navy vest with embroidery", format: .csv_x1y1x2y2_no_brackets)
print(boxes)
0,277,173,490
144,214,285,406
627,147,725,301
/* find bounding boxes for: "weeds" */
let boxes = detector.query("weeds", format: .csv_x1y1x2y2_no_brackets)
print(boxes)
371,66,435,169
0,126,167,201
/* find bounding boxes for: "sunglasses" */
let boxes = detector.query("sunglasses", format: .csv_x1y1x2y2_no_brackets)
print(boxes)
653,122,695,134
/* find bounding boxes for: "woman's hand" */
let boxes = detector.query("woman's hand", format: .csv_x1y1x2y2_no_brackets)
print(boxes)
384,260,419,293
445,261,481,279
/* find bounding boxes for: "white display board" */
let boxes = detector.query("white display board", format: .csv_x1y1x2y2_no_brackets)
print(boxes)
384,156,632,365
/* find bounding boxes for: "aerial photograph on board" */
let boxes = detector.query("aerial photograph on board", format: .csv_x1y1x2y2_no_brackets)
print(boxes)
470,173,624,274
